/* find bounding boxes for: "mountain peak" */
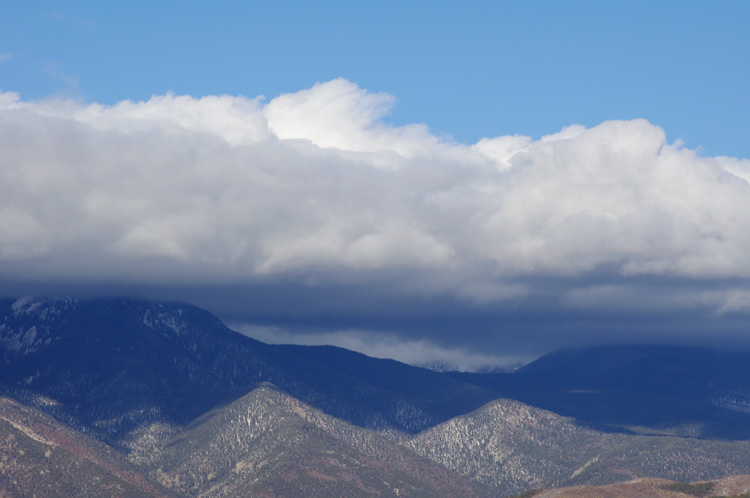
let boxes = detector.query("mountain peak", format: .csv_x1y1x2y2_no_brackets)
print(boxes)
10,296,79,317
5,297,750,498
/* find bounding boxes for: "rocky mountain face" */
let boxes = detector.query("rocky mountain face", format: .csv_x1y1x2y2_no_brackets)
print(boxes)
134,384,486,498
3,296,750,498
0,395,175,498
406,397,750,496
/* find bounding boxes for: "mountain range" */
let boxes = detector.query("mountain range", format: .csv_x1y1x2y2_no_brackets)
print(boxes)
3,296,750,497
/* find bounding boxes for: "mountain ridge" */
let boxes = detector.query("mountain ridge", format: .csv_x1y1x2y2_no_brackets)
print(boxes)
4,295,750,497
449,343,750,440
0,296,500,440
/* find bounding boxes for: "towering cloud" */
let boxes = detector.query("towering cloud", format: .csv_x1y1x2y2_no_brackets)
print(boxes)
2,79,750,363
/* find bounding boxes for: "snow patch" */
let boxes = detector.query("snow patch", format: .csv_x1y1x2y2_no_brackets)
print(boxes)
10,296,77,320
11,296,40,316
142,307,188,336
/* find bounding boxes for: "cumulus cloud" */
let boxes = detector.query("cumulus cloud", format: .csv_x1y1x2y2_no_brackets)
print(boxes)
265,79,439,157
3,78,750,358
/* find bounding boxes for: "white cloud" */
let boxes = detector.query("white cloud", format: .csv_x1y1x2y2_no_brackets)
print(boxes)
717,156,750,185
712,289,750,315
232,324,530,371
264,78,439,158
561,283,750,324
2,79,750,310
0,207,47,258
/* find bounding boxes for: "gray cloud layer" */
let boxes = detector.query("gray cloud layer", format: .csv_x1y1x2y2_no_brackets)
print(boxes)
3,79,750,366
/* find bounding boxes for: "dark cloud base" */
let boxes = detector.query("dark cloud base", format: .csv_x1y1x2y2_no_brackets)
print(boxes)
4,278,749,368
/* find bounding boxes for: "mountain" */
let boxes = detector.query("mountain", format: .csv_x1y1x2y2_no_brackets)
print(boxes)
4,295,750,498
0,395,175,498
133,384,487,498
267,344,498,429
449,344,750,439
0,383,487,498
406,397,750,497
1,296,280,442
0,296,497,443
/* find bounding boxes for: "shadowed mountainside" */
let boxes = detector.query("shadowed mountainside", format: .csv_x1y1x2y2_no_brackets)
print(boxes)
449,344,750,440
4,296,750,497
0,296,498,442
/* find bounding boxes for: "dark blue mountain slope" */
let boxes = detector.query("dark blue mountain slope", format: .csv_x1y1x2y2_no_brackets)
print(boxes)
449,344,750,439
0,296,498,441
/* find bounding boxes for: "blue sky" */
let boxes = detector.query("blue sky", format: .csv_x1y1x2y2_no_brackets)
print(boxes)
2,2,750,369
2,1,749,157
